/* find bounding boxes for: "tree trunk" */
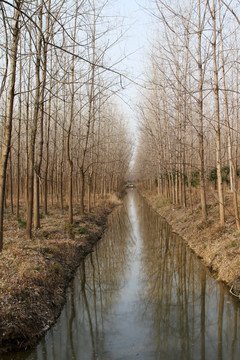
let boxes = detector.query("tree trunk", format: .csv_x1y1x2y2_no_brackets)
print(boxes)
26,1,43,238
211,0,225,226
79,168,85,215
66,0,78,224
198,0,208,220
0,1,22,251
218,0,239,228
17,39,22,218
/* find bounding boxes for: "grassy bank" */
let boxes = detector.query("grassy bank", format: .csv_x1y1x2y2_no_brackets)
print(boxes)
0,195,121,354
139,188,240,300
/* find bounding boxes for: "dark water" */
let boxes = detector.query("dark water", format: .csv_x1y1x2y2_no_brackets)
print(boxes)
2,190,240,360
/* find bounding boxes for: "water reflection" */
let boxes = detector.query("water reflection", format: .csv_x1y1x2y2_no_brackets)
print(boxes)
136,196,240,360
2,190,240,360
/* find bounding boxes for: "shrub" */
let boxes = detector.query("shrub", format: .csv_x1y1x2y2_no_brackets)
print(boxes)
78,226,86,234
208,166,230,184
190,170,200,187
17,217,27,229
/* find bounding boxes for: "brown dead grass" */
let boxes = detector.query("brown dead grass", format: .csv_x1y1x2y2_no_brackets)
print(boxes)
0,199,120,354
139,188,240,300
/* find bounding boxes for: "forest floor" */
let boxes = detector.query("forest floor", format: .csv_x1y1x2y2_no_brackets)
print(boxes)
0,195,122,354
139,187,240,301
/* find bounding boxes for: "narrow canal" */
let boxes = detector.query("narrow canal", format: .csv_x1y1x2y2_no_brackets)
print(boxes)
5,190,240,360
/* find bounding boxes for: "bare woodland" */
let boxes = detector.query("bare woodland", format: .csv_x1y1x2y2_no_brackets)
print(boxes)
135,0,240,229
2,0,240,252
0,0,132,252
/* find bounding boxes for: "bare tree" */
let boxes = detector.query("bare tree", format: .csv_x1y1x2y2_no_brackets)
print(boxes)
26,0,44,238
0,1,23,251
207,0,225,226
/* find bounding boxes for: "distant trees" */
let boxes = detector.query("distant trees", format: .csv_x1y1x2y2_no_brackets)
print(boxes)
0,0,132,251
136,0,240,228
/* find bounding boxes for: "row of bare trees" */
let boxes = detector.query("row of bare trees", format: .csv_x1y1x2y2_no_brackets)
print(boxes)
0,0,132,251
135,0,240,228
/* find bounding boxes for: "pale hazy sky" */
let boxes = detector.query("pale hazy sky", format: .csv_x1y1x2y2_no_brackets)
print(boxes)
104,0,156,133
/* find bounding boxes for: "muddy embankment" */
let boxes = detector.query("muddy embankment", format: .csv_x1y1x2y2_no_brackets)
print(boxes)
0,197,121,355
139,188,240,300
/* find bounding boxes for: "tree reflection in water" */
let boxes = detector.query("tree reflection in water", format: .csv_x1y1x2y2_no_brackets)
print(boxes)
5,190,240,360
137,195,240,360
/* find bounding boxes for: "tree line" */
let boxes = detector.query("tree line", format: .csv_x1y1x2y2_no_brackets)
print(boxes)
135,0,240,228
0,0,132,251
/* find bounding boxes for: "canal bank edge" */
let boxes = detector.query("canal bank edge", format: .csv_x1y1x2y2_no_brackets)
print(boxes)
0,197,122,355
138,189,240,301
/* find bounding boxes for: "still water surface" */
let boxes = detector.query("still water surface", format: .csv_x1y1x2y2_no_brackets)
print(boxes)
4,190,240,360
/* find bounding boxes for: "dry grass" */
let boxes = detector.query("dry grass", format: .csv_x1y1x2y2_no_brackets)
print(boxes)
105,193,123,205
0,198,120,354
140,188,240,300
